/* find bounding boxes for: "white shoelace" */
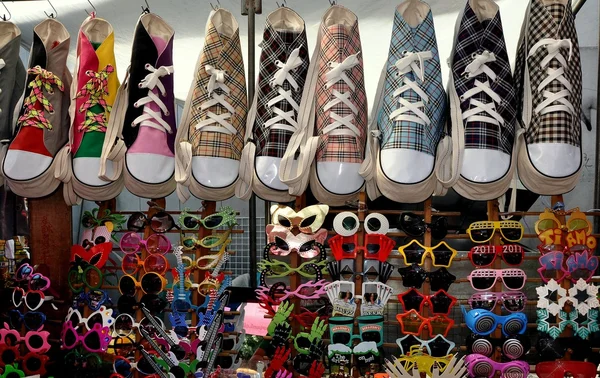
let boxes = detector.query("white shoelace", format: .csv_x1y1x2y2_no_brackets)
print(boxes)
0,59,5,114
132,64,174,133
389,51,433,126
461,50,504,128
528,38,575,116
195,64,236,134
322,52,361,138
264,47,303,133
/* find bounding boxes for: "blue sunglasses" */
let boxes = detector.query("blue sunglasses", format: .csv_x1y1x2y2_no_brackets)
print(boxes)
462,305,527,336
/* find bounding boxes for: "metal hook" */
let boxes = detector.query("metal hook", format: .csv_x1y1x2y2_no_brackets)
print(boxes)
0,1,10,21
141,0,150,14
276,0,287,7
85,0,96,16
329,0,336,5
210,0,220,11
44,0,57,18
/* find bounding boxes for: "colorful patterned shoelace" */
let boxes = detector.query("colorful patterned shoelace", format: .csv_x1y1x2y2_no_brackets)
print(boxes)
18,65,64,130
76,64,114,132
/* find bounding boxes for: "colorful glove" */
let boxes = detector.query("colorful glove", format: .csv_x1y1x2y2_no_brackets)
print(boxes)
267,301,294,335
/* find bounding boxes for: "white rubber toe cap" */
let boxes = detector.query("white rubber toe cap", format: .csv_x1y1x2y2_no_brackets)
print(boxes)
381,149,434,184
461,148,511,182
255,156,287,191
316,161,363,194
526,142,581,177
192,156,239,188
3,150,52,180
73,157,111,186
126,153,174,184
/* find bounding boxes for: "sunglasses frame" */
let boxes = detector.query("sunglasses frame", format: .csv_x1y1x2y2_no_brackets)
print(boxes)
465,354,530,378
398,240,457,268
467,334,531,360
179,207,237,231
398,265,457,292
462,307,527,337
535,361,598,378
329,233,396,262
8,309,46,331
468,291,527,313
271,204,329,234
397,288,457,315
181,229,231,251
12,287,53,312
61,321,111,353
467,268,527,291
538,250,599,283
396,310,454,337
534,208,592,236
0,323,50,354
466,220,524,243
396,334,456,357
0,344,49,376
127,211,176,233
119,273,167,296
119,232,171,255
121,252,169,275
468,244,525,267
67,264,103,293
399,212,448,239
66,306,114,331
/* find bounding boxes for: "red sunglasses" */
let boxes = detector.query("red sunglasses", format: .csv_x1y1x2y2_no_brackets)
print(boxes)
329,233,395,261
397,288,457,316
535,361,597,378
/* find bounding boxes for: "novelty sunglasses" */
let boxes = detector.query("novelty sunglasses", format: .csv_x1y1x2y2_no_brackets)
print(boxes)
119,273,166,296
0,323,50,354
70,242,112,269
466,220,524,243
67,264,103,293
266,225,327,260
468,244,524,267
398,212,448,240
8,310,46,331
180,229,231,251
467,334,531,360
396,310,454,337
120,232,171,254
468,291,527,313
258,259,326,279
12,287,53,312
537,308,600,340
14,265,51,291
122,253,169,275
467,268,526,291
536,361,598,378
180,243,228,270
75,290,111,312
398,265,456,291
396,334,455,357
465,354,530,378
65,306,114,331
127,209,176,233
0,344,49,376
397,288,457,315
536,335,592,361
179,206,237,230
61,321,111,353
538,250,599,283
398,240,457,268
394,351,454,376
535,208,592,236
462,306,527,337
270,204,329,234
329,233,396,262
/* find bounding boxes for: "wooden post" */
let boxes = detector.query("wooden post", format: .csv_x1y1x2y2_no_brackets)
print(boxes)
421,198,432,340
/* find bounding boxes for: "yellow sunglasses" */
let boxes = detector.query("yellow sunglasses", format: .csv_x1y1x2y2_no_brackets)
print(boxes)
180,229,231,251
466,220,523,243
395,347,453,375
535,208,591,236
181,240,230,270
398,240,457,268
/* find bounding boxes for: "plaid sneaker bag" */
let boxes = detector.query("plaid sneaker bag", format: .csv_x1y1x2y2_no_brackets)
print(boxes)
236,6,309,203
443,0,519,201
55,15,121,205
175,8,247,202
99,12,176,199
515,0,582,195
360,0,447,203
280,5,367,206
2,19,72,198
0,21,26,189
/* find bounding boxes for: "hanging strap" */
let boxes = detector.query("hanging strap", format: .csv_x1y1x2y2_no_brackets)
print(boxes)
435,72,463,189
235,87,260,200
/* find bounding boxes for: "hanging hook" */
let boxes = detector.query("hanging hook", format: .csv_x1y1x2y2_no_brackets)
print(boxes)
141,0,150,14
329,0,336,5
44,0,57,18
85,0,96,16
0,1,10,21
276,0,287,7
210,0,220,11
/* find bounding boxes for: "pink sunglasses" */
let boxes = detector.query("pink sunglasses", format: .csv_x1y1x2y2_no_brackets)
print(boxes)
466,354,529,378
119,232,171,255
0,323,50,354
468,291,527,313
61,321,111,353
467,269,526,291
538,250,598,283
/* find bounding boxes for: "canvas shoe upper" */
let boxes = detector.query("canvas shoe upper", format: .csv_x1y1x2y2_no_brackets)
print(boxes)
280,5,367,205
2,19,71,198
361,0,446,203
0,21,26,187
175,8,247,202
236,6,309,202
445,0,517,200
515,0,582,193
121,13,175,197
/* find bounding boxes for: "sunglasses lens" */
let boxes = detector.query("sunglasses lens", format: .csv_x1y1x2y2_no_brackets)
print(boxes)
146,235,170,254
150,212,173,233
274,237,290,253
399,213,425,236
432,244,453,266
342,216,357,231
8,311,21,329
503,317,525,336
537,219,557,232
12,289,23,306
299,241,319,259
366,243,381,255
569,218,589,231
1,348,16,364
430,295,452,314
431,218,448,240
503,275,525,290
400,315,422,334
502,338,526,360
398,266,427,289
122,253,139,275
24,313,45,330
114,359,132,376
28,334,43,350
183,216,199,229
471,249,496,267
216,356,234,369
366,217,382,232
16,265,32,281
429,317,451,335
117,296,136,314
174,325,189,338
222,338,235,351
471,228,493,243
25,356,42,373
503,251,523,266
333,333,351,345
83,331,101,351
141,294,167,313
121,233,141,253
470,294,496,311
474,314,496,334
127,213,146,231
204,214,224,229
141,274,163,294
428,338,452,357
300,215,317,229
503,295,526,312
26,291,43,310
82,215,95,228
145,255,167,273
403,247,425,265
114,315,134,337
501,227,523,242
342,243,356,253
362,331,381,343
182,238,196,249
85,269,102,289
401,291,424,312
277,215,291,228
570,268,593,281
29,274,49,291
120,276,137,296
472,277,495,291
471,361,494,378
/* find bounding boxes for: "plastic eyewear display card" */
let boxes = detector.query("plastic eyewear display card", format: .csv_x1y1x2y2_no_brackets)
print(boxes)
360,282,393,316
325,281,356,317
